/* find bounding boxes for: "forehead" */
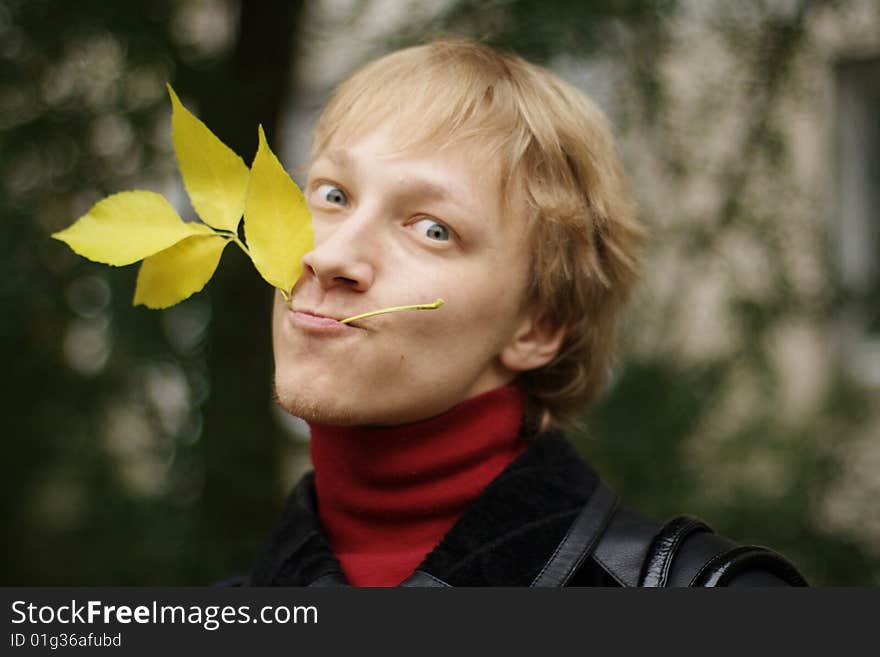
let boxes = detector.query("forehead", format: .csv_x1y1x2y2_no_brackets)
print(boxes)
316,124,504,201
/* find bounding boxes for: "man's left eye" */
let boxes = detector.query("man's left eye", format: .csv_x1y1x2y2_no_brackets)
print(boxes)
412,218,450,242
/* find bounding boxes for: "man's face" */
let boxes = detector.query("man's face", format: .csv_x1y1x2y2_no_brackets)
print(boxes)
272,124,536,425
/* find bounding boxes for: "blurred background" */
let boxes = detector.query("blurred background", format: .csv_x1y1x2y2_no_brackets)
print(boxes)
1,0,878,586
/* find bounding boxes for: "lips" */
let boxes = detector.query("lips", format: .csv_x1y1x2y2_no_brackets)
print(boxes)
294,308,346,323
287,307,360,335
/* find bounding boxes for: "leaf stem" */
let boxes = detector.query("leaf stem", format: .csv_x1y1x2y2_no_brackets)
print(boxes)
230,234,250,256
339,298,445,324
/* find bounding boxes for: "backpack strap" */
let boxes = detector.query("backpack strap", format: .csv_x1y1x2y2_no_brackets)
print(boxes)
593,507,808,587
591,504,660,586
530,480,619,587
689,545,808,587
638,515,713,587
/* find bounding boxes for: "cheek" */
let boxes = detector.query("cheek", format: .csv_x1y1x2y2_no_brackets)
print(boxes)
310,215,334,243
455,257,525,322
270,296,283,347
427,286,521,360
271,294,292,344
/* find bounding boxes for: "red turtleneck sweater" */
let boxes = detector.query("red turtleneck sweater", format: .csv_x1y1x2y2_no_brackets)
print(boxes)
308,384,527,587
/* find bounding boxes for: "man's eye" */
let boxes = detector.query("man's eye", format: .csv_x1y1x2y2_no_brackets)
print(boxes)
412,218,450,242
316,183,348,206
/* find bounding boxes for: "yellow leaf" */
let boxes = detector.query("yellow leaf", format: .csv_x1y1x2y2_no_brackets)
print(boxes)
52,191,214,266
134,233,229,309
168,84,250,232
243,125,313,295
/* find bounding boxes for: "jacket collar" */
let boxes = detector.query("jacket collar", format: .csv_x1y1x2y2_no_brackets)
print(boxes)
249,432,599,587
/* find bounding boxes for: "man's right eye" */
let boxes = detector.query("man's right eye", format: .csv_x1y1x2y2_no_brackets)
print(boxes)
316,183,348,206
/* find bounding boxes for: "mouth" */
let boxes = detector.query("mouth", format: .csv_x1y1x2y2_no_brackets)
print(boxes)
287,307,362,334
284,297,444,333
293,308,347,323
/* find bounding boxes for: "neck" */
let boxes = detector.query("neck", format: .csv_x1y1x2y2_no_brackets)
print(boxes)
309,383,527,586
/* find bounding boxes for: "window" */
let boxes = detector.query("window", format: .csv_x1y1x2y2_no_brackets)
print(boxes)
835,56,880,386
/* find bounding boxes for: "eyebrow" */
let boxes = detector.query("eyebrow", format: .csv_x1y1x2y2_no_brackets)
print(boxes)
397,179,451,203
318,149,455,204
324,148,353,168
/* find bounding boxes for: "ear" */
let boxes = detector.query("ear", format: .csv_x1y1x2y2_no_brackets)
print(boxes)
499,311,567,373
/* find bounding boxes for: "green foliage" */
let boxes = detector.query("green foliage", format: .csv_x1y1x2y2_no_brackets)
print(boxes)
578,359,726,516
1,0,305,585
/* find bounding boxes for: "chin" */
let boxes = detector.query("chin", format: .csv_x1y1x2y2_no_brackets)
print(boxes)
273,376,452,427
274,373,400,426
274,383,357,426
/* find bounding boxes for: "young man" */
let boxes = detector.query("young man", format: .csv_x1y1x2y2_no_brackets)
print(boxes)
247,38,806,587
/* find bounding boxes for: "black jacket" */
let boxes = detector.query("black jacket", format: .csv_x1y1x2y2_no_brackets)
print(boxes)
247,432,806,587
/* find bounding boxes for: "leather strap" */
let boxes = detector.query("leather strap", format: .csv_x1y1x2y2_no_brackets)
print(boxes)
530,481,619,587
592,505,659,586
399,570,452,587
638,515,712,587
690,545,808,587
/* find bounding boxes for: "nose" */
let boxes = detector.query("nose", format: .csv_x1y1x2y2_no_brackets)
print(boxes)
300,212,377,293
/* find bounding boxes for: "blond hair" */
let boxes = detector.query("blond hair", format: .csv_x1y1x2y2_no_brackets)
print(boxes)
311,38,646,430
